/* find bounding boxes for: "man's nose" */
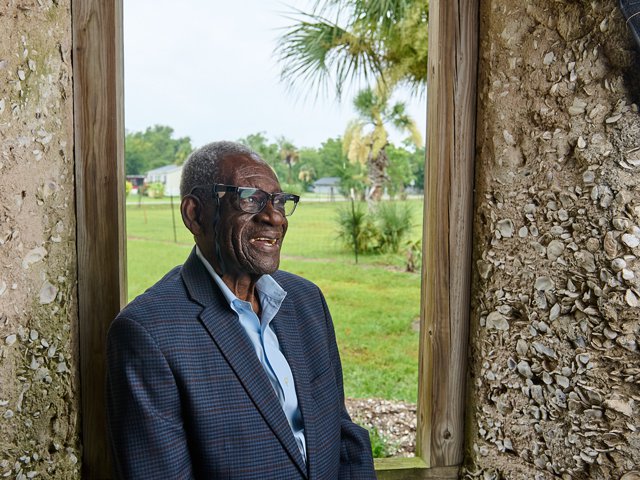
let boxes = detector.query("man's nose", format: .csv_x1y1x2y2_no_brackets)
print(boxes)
255,200,286,226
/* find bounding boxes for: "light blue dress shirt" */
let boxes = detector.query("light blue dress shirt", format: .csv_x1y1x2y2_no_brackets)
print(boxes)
196,248,307,462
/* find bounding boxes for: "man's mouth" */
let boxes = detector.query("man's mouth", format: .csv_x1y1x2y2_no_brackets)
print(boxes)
250,236,278,247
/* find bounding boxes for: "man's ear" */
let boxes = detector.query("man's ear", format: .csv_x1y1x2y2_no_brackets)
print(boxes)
181,195,204,235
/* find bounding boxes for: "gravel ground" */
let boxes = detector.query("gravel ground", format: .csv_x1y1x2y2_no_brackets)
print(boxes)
346,398,417,457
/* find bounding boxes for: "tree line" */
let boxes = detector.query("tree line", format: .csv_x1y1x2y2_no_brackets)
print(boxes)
125,126,424,198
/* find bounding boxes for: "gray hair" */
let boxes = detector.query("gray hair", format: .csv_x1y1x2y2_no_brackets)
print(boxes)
180,141,265,197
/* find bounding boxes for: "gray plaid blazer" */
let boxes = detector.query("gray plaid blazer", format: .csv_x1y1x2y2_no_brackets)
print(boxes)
106,248,375,479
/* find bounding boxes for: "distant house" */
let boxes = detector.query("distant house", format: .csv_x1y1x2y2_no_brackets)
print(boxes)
125,175,145,194
312,177,341,197
145,164,183,197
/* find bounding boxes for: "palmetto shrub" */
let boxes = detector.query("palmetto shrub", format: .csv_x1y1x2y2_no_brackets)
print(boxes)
336,202,379,256
374,202,413,253
336,201,414,257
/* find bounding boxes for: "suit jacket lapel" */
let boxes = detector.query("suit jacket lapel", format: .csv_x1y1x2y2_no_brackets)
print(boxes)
181,249,307,476
273,297,318,478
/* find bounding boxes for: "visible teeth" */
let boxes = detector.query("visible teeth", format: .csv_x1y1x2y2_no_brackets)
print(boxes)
251,237,276,245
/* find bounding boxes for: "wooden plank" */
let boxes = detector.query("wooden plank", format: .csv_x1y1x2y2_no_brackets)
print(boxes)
72,0,126,477
417,0,479,468
375,457,459,480
376,456,428,471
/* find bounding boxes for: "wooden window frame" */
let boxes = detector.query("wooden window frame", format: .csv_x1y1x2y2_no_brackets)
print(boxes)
71,0,478,477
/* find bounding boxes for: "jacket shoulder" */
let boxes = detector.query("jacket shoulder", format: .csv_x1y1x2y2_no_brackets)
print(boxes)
272,270,321,296
118,265,186,322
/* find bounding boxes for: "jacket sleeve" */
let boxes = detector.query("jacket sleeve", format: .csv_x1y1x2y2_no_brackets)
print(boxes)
318,290,377,479
106,316,194,480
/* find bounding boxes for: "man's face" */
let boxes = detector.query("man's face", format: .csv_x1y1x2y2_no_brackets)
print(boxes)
208,154,288,278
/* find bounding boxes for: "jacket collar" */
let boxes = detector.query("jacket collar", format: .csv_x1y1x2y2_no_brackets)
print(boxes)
180,248,309,476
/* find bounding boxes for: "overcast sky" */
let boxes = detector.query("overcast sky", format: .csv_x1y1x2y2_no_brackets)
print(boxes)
123,0,427,149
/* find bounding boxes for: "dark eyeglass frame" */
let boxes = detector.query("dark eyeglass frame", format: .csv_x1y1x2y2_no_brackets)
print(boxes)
189,184,300,217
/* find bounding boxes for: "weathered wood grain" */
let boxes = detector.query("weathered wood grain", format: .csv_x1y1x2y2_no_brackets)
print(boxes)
72,0,126,477
417,0,479,469
376,458,459,480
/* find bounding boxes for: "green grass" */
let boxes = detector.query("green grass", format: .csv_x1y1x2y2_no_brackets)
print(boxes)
368,426,393,458
280,258,420,401
125,198,423,402
125,194,181,205
284,199,424,265
126,239,192,296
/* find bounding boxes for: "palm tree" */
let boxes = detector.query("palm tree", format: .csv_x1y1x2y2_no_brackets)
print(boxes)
344,86,423,201
276,0,427,199
277,137,299,185
276,0,428,99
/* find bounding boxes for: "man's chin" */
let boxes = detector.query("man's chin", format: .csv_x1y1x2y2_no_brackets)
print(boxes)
258,264,280,275
245,259,280,276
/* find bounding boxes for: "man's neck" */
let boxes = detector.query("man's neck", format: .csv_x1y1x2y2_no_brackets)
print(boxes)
195,244,263,316
221,273,261,315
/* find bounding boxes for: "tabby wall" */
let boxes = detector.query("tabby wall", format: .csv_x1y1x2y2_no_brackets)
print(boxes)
0,2,80,478
465,0,640,479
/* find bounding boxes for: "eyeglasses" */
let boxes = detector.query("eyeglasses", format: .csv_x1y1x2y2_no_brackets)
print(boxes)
190,184,300,217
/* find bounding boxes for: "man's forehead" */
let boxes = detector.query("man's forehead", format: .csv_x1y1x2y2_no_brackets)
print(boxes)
219,153,276,183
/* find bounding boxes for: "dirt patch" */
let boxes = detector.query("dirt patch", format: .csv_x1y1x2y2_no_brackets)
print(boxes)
346,398,417,457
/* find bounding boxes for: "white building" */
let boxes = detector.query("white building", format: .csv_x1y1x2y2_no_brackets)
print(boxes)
312,177,341,197
145,164,183,197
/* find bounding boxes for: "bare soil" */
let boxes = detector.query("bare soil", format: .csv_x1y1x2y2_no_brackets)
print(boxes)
347,398,417,457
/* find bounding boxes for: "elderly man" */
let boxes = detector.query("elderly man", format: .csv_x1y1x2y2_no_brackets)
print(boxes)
106,141,375,479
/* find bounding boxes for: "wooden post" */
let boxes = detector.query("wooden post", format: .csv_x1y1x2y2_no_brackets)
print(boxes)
72,0,126,477
416,0,479,468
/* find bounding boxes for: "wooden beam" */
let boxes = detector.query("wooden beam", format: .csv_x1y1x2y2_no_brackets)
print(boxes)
417,0,479,468
72,0,125,477
376,458,459,479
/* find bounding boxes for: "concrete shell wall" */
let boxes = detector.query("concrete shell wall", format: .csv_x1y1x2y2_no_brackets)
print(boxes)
0,2,80,478
465,0,640,479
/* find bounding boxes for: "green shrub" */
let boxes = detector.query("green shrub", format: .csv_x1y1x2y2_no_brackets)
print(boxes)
336,201,415,257
336,202,378,256
147,182,165,198
368,426,392,458
405,239,422,272
373,202,413,253
125,180,133,197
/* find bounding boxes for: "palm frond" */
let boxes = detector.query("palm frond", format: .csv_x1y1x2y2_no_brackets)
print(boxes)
344,120,369,165
407,121,424,148
386,101,423,147
371,124,388,156
352,88,377,119
276,11,383,99
343,120,362,147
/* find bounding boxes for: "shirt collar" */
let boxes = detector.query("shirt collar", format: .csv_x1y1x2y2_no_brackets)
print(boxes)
195,246,286,310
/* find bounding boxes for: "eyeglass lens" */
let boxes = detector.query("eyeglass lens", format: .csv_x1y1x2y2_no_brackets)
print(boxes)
237,188,297,216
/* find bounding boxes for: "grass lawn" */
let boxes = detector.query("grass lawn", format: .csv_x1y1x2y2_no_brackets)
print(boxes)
126,198,423,402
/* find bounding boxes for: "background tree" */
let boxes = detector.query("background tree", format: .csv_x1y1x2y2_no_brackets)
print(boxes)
408,145,425,192
237,132,282,176
276,0,428,98
295,146,327,191
296,162,316,191
313,137,351,179
276,0,428,200
277,136,300,184
125,125,193,175
301,137,369,197
386,144,415,198
343,86,422,201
